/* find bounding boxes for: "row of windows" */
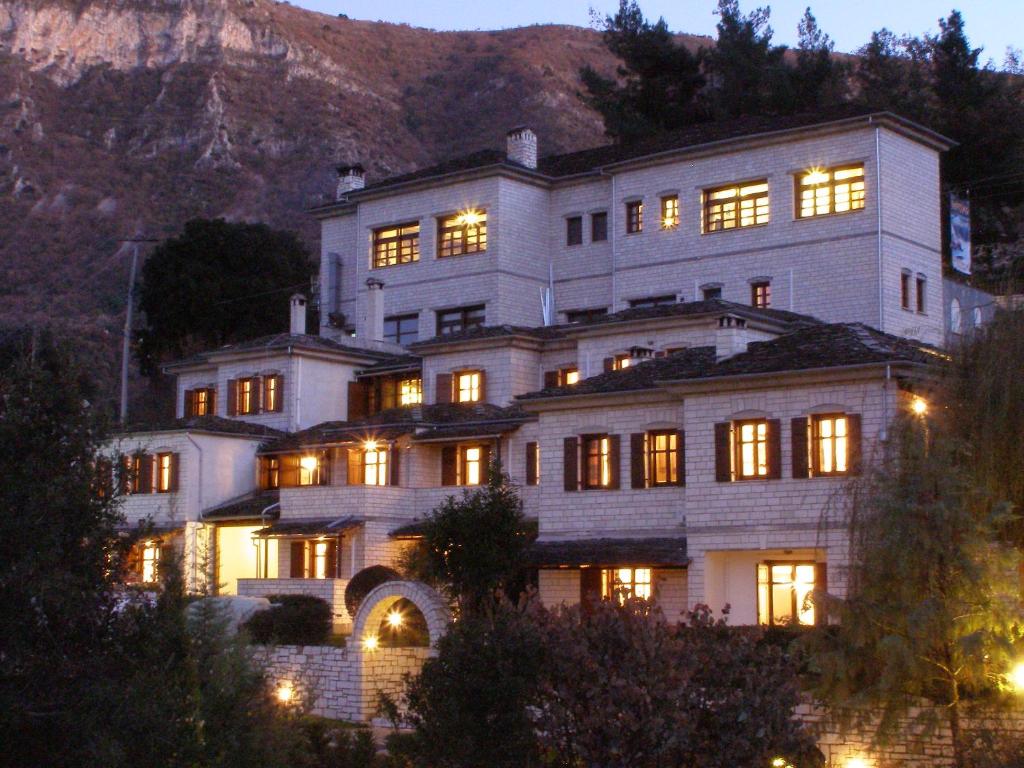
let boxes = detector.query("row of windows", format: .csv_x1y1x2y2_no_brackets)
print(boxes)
97,452,179,496
372,211,487,269
383,304,487,345
189,375,283,418
565,164,866,245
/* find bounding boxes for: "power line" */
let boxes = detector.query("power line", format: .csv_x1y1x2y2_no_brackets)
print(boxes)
211,282,312,306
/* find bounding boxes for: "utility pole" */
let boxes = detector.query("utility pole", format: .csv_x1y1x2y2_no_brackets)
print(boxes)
118,237,158,426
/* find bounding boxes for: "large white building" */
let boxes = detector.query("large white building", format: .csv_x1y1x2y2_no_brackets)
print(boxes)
109,109,968,631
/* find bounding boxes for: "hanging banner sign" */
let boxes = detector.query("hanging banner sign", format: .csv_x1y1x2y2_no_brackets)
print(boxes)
950,194,971,275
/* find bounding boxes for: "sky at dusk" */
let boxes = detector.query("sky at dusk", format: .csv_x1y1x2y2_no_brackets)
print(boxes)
292,0,1021,65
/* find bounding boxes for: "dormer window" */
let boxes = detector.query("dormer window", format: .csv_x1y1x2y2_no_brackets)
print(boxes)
373,222,420,267
613,354,631,371
438,210,487,257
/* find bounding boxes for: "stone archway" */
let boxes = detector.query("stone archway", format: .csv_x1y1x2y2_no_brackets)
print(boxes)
352,580,451,649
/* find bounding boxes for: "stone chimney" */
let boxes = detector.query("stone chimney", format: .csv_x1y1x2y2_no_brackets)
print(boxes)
336,164,366,199
290,294,307,335
506,126,537,169
365,278,385,343
715,315,748,361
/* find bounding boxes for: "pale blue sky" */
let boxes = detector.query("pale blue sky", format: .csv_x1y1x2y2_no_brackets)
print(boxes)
292,0,1020,64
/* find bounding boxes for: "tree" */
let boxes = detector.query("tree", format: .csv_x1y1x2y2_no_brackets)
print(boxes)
136,218,315,375
790,7,848,112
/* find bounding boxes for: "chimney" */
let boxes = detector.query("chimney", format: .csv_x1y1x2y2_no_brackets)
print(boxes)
506,126,537,169
336,164,366,199
365,278,385,343
715,315,748,361
290,294,307,335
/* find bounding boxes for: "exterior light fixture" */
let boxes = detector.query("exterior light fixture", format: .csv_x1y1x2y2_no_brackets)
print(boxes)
804,168,829,185
363,634,379,651
911,397,928,416
386,610,404,629
845,757,869,768
299,455,319,471
364,439,378,452
1008,661,1024,691
276,682,294,704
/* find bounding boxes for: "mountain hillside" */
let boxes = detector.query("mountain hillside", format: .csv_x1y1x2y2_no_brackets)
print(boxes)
0,0,638,394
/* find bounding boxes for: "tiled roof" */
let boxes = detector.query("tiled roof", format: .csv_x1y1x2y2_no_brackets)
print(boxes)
526,537,689,568
202,490,280,521
166,333,397,368
119,415,286,438
254,516,363,537
260,403,532,453
390,517,538,540
343,108,949,197
519,323,939,401
357,354,423,375
410,324,565,348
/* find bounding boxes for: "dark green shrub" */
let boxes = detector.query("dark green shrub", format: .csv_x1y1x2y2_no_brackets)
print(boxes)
244,594,332,645
344,566,399,618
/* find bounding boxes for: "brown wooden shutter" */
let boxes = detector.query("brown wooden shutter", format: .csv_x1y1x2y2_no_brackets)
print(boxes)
435,373,453,404
318,450,332,486
607,434,620,490
441,446,458,486
184,389,195,417
348,381,369,420
326,540,339,579
265,375,283,413
479,445,492,483
290,541,306,578
525,442,538,485
280,455,300,488
767,419,782,479
159,543,174,580
563,437,579,492
630,433,647,489
346,448,363,485
259,457,269,490
477,370,487,403
847,414,863,475
389,445,401,486
543,370,559,389
815,562,828,625
226,379,238,416
252,375,264,413
580,567,602,610
168,453,180,492
209,388,218,416
714,423,732,482
792,417,810,479
675,429,686,486
602,357,614,373
139,455,154,494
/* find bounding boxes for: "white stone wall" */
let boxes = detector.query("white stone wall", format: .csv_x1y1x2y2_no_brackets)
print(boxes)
421,341,542,405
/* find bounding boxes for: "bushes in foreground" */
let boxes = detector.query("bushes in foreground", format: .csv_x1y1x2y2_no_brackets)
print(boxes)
244,595,332,645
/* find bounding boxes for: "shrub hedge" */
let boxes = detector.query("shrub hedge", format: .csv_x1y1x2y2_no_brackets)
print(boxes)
243,594,332,645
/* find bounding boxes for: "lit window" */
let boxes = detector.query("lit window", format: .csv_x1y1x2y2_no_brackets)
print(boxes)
602,567,652,603
399,378,422,406
812,415,848,476
613,354,631,371
456,371,481,403
757,562,817,626
141,541,161,584
437,305,485,336
373,222,420,268
735,420,768,479
661,195,679,229
384,314,419,345
561,367,579,386
255,537,278,579
263,374,282,413
261,456,280,490
438,210,487,257
796,165,865,219
156,452,175,493
916,274,926,313
363,447,389,486
751,281,771,309
236,377,258,415
591,212,608,242
703,180,769,232
186,387,215,417
626,201,643,234
901,271,912,310
461,446,483,486
313,541,330,579
566,216,583,246
646,431,678,486
298,454,324,486
582,435,612,489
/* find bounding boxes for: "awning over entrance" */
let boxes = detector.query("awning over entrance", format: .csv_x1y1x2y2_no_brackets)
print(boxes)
526,537,689,568
253,515,363,538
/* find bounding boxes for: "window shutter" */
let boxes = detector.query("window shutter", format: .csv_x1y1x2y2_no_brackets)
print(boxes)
389,446,401,487
184,389,195,417
602,357,614,373
630,433,646,489
318,450,332,486
265,375,283,413
441,446,458,486
847,414,863,475
168,453,180,492
479,444,492,482
563,437,579,492
252,376,263,413
714,423,732,482
815,562,828,625
543,370,559,389
580,567,602,611
159,543,174,581
226,379,238,416
675,429,686,486
326,540,339,579
290,541,306,578
525,442,538,486
767,419,782,479
792,417,810,479
139,455,154,494
209,388,218,416
347,381,369,420
607,434,621,490
280,455,300,488
435,373,453,404
346,448,363,485
477,370,487,403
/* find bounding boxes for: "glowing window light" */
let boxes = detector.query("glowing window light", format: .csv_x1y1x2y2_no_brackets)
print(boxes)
846,758,869,768
456,210,483,226
911,397,928,416
803,168,830,186
299,455,319,471
1008,661,1024,691
276,682,294,704
363,634,379,651
364,440,378,452
387,610,404,629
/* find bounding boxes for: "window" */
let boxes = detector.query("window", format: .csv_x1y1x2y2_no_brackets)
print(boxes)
625,200,643,233
566,216,583,246
591,211,608,242
629,295,676,309
384,314,419,345
185,387,215,417
900,271,911,310
602,567,652,603
289,539,337,579
437,210,487,257
660,194,679,229
646,431,679,486
156,452,176,493
141,541,161,584
950,298,962,334
702,285,722,300
461,446,485,486
312,541,332,579
260,457,280,490
560,367,579,386
455,371,482,403
582,434,612,489
796,164,865,219
916,274,926,313
757,562,817,626
613,354,631,371
298,454,326,486
751,281,771,309
526,442,540,486
565,307,607,324
399,378,422,406
363,445,389,486
437,305,485,336
236,377,259,415
735,419,768,479
263,374,282,413
255,537,278,579
703,180,769,232
372,221,420,268
811,415,848,476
